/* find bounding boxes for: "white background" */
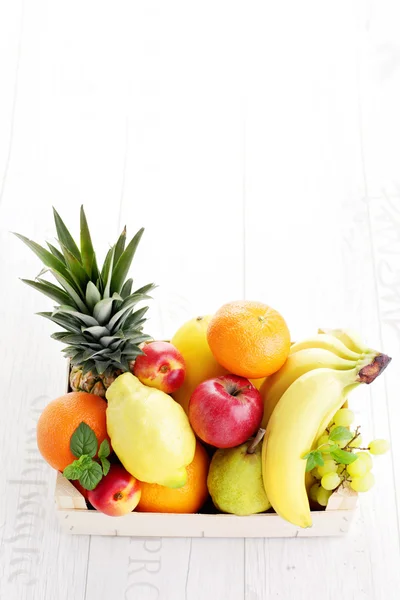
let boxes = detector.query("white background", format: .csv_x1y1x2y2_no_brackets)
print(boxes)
1,1,400,599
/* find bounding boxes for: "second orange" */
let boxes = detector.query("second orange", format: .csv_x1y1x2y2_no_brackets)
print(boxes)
207,300,291,379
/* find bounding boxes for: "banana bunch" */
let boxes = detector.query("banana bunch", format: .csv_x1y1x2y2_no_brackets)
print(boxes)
261,330,391,528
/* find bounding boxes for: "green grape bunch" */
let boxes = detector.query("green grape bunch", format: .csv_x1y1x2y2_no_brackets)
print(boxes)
303,408,390,507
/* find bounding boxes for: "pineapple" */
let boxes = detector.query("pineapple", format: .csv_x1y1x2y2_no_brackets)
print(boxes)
16,206,155,397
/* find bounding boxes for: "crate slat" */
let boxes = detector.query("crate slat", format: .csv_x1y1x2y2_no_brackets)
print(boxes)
55,473,87,510
56,506,356,538
55,473,357,538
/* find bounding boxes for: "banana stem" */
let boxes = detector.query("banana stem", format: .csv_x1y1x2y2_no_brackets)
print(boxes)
247,428,266,454
358,353,391,384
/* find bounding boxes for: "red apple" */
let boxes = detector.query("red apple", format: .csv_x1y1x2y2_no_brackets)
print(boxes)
189,375,263,448
87,464,141,516
133,341,185,394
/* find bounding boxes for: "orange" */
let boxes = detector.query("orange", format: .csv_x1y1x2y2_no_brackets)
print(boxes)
137,441,210,513
207,300,291,379
37,392,110,472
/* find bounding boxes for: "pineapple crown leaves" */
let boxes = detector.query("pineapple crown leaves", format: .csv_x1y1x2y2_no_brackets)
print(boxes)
15,206,156,375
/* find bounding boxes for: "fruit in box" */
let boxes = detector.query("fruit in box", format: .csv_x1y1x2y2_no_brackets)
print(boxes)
171,315,228,414
260,346,358,429
289,334,362,360
16,206,393,528
369,439,390,455
307,408,390,506
262,335,391,527
137,441,210,513
87,464,141,516
133,340,185,393
318,327,369,354
207,431,270,516
189,374,263,448
106,373,196,487
206,300,291,378
36,392,110,471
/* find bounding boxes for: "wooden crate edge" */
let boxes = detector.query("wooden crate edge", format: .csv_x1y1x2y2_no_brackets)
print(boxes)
55,472,88,510
54,473,358,537
55,504,357,538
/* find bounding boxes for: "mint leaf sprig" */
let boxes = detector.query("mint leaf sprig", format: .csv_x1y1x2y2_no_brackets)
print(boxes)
303,425,358,473
63,422,111,490
70,422,98,458
98,439,111,476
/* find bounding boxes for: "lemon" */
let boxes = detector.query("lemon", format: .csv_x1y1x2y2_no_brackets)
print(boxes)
106,373,196,487
171,315,227,414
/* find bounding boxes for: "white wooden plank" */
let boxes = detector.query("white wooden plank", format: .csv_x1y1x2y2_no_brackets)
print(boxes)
358,0,400,197
243,2,400,599
0,0,24,206
117,1,246,336
368,197,400,522
55,474,358,538
243,1,365,336
0,270,91,600
359,0,400,522
57,508,356,539
0,2,125,599
0,2,88,599
82,3,246,599
85,536,192,600
181,539,245,600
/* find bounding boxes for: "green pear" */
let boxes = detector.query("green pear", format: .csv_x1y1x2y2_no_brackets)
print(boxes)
207,430,270,516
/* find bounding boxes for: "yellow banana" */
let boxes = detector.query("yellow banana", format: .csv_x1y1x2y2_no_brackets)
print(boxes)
290,333,361,361
262,368,357,528
318,328,369,355
260,348,356,428
262,351,391,528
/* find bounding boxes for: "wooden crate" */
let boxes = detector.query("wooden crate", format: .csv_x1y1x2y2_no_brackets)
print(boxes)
56,363,358,538
55,473,358,538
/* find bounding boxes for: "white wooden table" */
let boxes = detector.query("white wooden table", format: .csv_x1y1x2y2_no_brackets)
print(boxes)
1,2,400,599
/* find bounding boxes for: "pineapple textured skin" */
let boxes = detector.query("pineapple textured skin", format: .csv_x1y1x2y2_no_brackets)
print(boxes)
69,364,132,398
